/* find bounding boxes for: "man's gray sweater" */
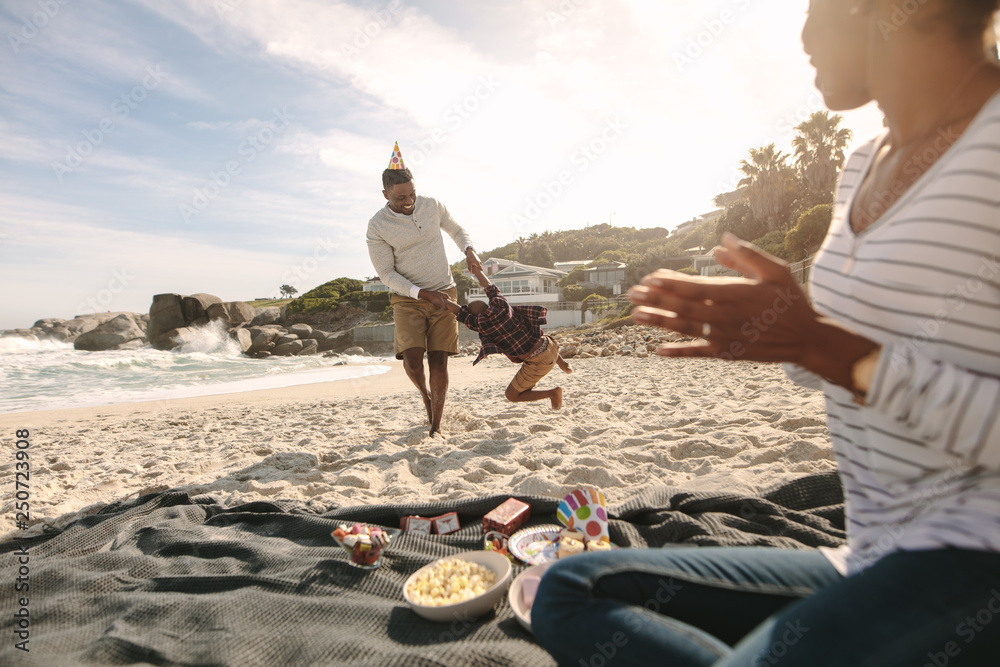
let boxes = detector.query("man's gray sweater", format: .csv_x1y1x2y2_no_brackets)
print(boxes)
366,195,474,298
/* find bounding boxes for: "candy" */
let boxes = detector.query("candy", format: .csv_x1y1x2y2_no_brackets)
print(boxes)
332,523,393,567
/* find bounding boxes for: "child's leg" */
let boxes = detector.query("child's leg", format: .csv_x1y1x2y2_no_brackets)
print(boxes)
505,381,563,409
556,353,572,374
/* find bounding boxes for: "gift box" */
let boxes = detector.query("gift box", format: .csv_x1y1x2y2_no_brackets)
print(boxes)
482,498,531,536
431,511,461,535
400,515,433,534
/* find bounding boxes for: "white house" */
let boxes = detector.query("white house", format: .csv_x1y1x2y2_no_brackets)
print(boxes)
581,261,627,295
362,278,391,293
466,260,566,304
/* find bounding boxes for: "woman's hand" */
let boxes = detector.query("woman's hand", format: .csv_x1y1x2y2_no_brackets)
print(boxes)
627,234,877,387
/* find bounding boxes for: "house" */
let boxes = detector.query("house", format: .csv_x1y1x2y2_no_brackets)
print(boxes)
553,260,591,273
362,278,391,293
580,261,627,295
693,254,739,277
466,260,566,304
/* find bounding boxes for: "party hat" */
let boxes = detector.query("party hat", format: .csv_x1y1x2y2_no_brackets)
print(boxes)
387,141,405,170
556,488,609,542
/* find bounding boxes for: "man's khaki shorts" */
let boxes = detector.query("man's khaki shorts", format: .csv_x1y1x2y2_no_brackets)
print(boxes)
509,335,560,393
390,287,459,360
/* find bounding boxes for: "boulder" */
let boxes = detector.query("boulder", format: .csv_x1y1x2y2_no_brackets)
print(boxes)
317,331,349,353
276,334,299,346
229,328,253,354
207,301,255,325
250,307,282,326
74,314,146,351
157,327,201,350
272,339,305,356
247,327,281,355
181,293,222,323
343,346,365,356
299,339,319,355
288,323,313,338
147,294,186,343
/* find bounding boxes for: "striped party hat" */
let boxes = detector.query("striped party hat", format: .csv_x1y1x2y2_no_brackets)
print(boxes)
387,141,405,170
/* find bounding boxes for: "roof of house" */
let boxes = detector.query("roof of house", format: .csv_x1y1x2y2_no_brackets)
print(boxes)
491,261,567,279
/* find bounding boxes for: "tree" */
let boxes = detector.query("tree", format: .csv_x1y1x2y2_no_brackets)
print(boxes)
279,284,298,298
526,241,555,268
792,111,852,201
737,144,797,231
785,204,833,261
714,200,768,245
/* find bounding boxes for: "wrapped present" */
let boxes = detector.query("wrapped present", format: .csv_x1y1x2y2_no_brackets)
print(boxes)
431,511,461,535
483,498,531,536
400,515,433,534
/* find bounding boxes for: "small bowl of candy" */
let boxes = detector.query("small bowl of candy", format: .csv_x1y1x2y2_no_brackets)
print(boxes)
331,522,401,569
403,550,512,622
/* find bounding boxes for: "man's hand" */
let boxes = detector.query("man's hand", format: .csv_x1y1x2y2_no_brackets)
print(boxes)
466,248,483,274
417,289,451,310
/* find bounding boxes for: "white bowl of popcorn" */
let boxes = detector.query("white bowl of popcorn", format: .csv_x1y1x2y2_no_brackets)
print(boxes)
403,550,513,622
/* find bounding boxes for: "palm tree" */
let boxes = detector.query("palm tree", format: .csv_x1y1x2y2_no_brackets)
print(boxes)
738,144,795,231
792,111,853,199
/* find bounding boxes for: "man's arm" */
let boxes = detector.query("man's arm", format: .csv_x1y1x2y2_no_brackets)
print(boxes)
366,230,417,297
436,199,481,273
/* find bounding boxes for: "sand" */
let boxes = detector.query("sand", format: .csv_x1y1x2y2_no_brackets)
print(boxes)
0,351,836,540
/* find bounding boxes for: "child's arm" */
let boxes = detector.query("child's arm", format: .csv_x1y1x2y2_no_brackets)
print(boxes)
472,266,492,289
441,297,462,316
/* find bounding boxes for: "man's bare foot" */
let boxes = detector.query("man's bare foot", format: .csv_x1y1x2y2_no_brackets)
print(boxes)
557,357,573,374
550,386,563,410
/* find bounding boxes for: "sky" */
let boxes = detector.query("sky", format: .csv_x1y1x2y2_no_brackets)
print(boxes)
0,0,895,330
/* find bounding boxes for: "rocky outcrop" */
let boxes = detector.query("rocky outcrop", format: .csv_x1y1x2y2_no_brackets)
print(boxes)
148,293,259,351
73,314,147,351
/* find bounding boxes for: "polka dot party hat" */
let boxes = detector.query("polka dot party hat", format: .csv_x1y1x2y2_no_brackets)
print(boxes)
387,141,406,170
556,488,609,541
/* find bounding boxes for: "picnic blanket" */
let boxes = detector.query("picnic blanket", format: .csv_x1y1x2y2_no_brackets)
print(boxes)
0,472,844,666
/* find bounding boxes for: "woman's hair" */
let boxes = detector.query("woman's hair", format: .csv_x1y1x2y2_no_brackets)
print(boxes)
943,0,1000,38
382,167,413,191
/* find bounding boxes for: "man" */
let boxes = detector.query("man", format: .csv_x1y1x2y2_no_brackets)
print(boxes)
366,142,480,435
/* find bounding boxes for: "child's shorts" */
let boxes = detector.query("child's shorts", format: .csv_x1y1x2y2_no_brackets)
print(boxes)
510,335,559,393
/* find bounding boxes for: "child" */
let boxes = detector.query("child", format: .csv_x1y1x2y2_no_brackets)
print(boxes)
431,265,571,409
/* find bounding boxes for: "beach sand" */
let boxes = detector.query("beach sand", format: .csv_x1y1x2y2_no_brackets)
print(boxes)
0,351,835,540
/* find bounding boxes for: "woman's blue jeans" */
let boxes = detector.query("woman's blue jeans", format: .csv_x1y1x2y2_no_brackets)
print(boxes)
532,546,1000,666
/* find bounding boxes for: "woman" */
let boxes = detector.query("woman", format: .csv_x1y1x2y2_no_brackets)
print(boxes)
532,1,1000,665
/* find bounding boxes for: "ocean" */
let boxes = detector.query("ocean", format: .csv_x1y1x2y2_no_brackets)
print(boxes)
0,321,392,414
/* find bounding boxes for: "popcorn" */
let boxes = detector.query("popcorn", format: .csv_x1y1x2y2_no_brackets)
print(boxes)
406,558,498,607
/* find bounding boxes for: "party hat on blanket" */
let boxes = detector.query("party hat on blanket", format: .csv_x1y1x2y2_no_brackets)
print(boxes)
556,488,609,541
387,141,405,170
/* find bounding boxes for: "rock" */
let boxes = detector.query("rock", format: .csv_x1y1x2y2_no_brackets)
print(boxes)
207,301,255,325
272,339,305,356
255,351,272,359
74,314,146,351
229,328,253,354
636,348,649,358
276,334,298,346
343,346,365,356
299,339,319,355
154,326,200,351
250,307,282,326
181,293,222,322
307,329,329,341
147,294,186,343
318,331,350,353
288,323,313,337
247,327,281,355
